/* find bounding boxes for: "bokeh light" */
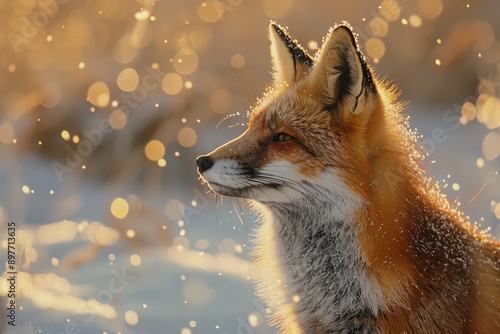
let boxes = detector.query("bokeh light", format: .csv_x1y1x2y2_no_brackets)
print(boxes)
109,110,128,130
162,73,183,95
111,197,129,219
365,37,386,61
230,54,246,68
197,1,224,23
117,68,140,92
125,310,139,326
177,127,197,147
369,17,389,37
38,221,78,245
173,52,199,75
145,140,165,161
482,132,500,161
130,254,141,266
417,0,443,20
380,0,401,21
87,81,110,107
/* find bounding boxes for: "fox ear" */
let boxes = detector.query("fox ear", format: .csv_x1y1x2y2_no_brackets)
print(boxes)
309,24,374,113
269,22,313,86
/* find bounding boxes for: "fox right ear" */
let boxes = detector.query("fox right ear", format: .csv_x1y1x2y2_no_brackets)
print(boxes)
308,24,374,114
269,22,313,86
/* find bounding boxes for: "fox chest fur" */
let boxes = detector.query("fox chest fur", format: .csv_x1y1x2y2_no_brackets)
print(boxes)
254,197,383,333
197,22,500,333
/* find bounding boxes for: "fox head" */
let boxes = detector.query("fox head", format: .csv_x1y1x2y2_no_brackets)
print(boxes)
197,22,408,210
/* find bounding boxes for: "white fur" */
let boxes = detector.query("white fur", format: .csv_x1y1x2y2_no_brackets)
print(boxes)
203,158,385,332
253,166,384,332
270,29,294,84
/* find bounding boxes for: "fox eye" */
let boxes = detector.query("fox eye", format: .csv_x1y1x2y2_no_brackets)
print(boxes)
272,133,293,142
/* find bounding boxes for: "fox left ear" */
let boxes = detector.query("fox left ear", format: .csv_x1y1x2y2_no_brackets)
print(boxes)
309,24,374,113
269,22,314,86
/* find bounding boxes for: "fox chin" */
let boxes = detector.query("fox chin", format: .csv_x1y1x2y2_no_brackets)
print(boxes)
197,21,500,334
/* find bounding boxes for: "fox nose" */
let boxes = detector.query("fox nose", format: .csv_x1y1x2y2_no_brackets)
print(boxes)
196,155,214,174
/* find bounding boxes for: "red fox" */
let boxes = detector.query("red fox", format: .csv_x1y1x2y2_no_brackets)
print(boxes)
196,22,500,333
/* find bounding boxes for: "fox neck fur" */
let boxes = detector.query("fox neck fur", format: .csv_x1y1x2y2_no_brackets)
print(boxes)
252,176,383,333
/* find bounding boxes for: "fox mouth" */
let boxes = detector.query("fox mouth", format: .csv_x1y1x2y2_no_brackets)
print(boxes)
202,179,271,199
202,180,245,197
201,176,286,200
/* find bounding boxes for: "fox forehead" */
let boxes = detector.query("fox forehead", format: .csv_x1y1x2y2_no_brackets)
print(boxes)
253,86,331,133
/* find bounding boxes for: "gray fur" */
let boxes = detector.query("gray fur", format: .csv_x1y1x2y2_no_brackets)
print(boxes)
251,167,384,333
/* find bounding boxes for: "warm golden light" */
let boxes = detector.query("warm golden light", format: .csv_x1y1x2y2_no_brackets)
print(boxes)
417,0,443,20
370,17,389,37
461,101,477,122
158,158,167,167
144,140,165,161
117,68,139,92
22,185,31,194
161,73,183,95
482,132,500,161
230,54,246,68
177,127,197,147
61,130,71,141
365,37,386,61
173,52,199,75
409,15,422,28
197,1,224,23
87,221,120,246
87,81,110,107
130,254,141,266
38,221,78,245
109,110,128,130
125,310,139,326
111,197,129,219
481,96,500,129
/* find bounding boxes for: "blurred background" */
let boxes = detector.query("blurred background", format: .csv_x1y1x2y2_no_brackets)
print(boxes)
0,0,499,333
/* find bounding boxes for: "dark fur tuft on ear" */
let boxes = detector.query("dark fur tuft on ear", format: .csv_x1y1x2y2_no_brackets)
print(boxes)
310,23,376,113
269,21,313,85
